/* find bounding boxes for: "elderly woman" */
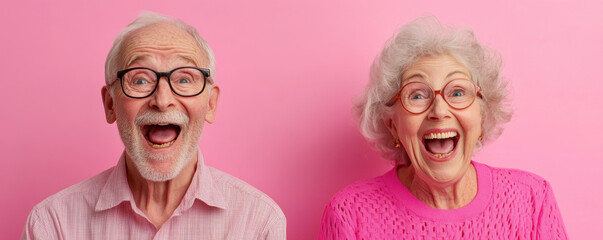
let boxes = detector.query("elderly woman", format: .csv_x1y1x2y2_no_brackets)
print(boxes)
320,17,567,239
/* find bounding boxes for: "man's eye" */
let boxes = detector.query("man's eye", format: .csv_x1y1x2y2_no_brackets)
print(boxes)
134,79,148,85
178,78,191,84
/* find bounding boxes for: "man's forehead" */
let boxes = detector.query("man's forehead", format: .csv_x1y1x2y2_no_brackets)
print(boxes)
120,22,208,68
128,23,196,46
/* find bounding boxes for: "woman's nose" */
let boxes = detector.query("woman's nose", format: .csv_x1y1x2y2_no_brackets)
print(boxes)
427,94,451,120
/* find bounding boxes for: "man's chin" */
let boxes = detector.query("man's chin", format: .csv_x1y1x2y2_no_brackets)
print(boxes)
134,159,180,182
121,130,199,182
128,147,194,182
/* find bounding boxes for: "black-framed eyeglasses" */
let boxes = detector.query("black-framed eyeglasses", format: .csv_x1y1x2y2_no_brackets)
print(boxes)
115,66,211,99
385,79,482,114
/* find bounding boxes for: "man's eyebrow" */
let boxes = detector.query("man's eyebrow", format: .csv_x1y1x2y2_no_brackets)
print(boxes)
125,54,147,68
179,55,199,66
125,55,199,69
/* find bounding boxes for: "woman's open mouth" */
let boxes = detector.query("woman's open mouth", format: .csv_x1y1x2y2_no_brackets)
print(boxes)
142,124,182,148
422,131,459,159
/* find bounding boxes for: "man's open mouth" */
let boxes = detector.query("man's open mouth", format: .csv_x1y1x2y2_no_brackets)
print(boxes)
422,131,459,159
142,124,182,148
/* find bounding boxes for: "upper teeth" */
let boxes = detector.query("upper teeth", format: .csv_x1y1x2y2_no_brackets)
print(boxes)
424,132,457,139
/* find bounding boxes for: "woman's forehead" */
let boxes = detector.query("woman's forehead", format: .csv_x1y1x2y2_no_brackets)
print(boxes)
401,55,471,83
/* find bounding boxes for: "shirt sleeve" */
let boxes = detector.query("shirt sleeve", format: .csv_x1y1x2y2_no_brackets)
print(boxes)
21,207,59,240
318,201,355,240
535,181,568,240
263,210,287,240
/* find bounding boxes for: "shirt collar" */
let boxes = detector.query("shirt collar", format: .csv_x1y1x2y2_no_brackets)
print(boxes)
95,149,228,212
179,150,228,212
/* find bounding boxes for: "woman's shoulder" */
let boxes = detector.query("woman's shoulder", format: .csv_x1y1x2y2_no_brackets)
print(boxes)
329,170,393,210
320,169,400,235
476,162,552,197
475,162,567,238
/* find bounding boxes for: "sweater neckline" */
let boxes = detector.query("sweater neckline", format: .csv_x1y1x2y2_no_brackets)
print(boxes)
384,161,492,221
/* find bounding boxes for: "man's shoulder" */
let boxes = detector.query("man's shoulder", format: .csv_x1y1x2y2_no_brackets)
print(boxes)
30,167,114,213
206,166,284,215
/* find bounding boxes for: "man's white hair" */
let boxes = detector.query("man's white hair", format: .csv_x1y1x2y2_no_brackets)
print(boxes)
104,11,215,86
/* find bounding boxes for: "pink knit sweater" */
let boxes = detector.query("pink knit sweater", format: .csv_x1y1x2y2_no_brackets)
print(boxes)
320,162,567,239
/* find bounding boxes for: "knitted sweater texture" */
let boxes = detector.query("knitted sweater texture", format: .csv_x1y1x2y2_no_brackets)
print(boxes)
319,162,567,239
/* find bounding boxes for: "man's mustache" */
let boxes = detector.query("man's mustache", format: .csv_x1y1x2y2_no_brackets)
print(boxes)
134,111,190,127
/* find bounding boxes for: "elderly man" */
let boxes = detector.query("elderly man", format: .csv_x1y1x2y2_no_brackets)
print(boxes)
22,12,286,239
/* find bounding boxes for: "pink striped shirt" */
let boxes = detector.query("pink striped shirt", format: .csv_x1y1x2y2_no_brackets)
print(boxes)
22,151,286,239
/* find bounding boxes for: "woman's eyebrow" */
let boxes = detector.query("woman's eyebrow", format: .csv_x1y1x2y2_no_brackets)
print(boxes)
402,73,425,82
446,70,470,79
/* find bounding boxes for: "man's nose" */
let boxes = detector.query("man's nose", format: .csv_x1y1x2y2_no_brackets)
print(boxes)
149,78,176,111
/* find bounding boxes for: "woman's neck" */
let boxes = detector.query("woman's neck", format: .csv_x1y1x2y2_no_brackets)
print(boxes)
397,164,477,209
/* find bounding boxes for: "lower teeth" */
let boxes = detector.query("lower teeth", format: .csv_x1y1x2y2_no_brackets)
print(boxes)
431,151,453,158
149,140,175,148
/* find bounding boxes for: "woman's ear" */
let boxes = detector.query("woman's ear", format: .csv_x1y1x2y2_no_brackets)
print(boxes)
383,116,398,138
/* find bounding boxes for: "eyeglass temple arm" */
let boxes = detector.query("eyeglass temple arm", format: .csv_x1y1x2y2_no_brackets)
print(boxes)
108,75,119,85
385,91,401,107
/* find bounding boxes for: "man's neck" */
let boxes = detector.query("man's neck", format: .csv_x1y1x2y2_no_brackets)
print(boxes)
125,155,197,229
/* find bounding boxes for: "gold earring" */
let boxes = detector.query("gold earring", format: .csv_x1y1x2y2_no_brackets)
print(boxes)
393,138,401,148
478,132,484,141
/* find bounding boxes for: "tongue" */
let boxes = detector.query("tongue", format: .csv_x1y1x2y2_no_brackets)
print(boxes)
426,138,454,154
147,125,179,144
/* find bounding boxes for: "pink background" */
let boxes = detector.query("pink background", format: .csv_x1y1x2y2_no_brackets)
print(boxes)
1,0,602,239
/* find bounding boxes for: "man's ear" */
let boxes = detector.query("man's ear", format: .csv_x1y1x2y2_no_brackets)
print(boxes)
204,85,220,124
101,86,117,124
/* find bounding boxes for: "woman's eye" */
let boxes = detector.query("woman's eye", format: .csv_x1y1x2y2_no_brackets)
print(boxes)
409,90,429,100
178,78,191,84
451,90,464,97
411,94,424,99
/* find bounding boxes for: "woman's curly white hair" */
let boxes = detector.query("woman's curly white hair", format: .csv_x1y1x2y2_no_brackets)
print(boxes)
355,16,513,164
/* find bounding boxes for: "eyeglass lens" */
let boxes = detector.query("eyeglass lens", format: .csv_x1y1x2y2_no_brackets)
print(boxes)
121,68,206,97
400,79,478,113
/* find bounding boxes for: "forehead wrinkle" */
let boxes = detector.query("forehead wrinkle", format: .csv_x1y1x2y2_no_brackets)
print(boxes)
119,23,207,69
128,23,198,48
121,45,204,70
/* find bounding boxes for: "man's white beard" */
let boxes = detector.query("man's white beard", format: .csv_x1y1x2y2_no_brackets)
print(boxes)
117,111,202,182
